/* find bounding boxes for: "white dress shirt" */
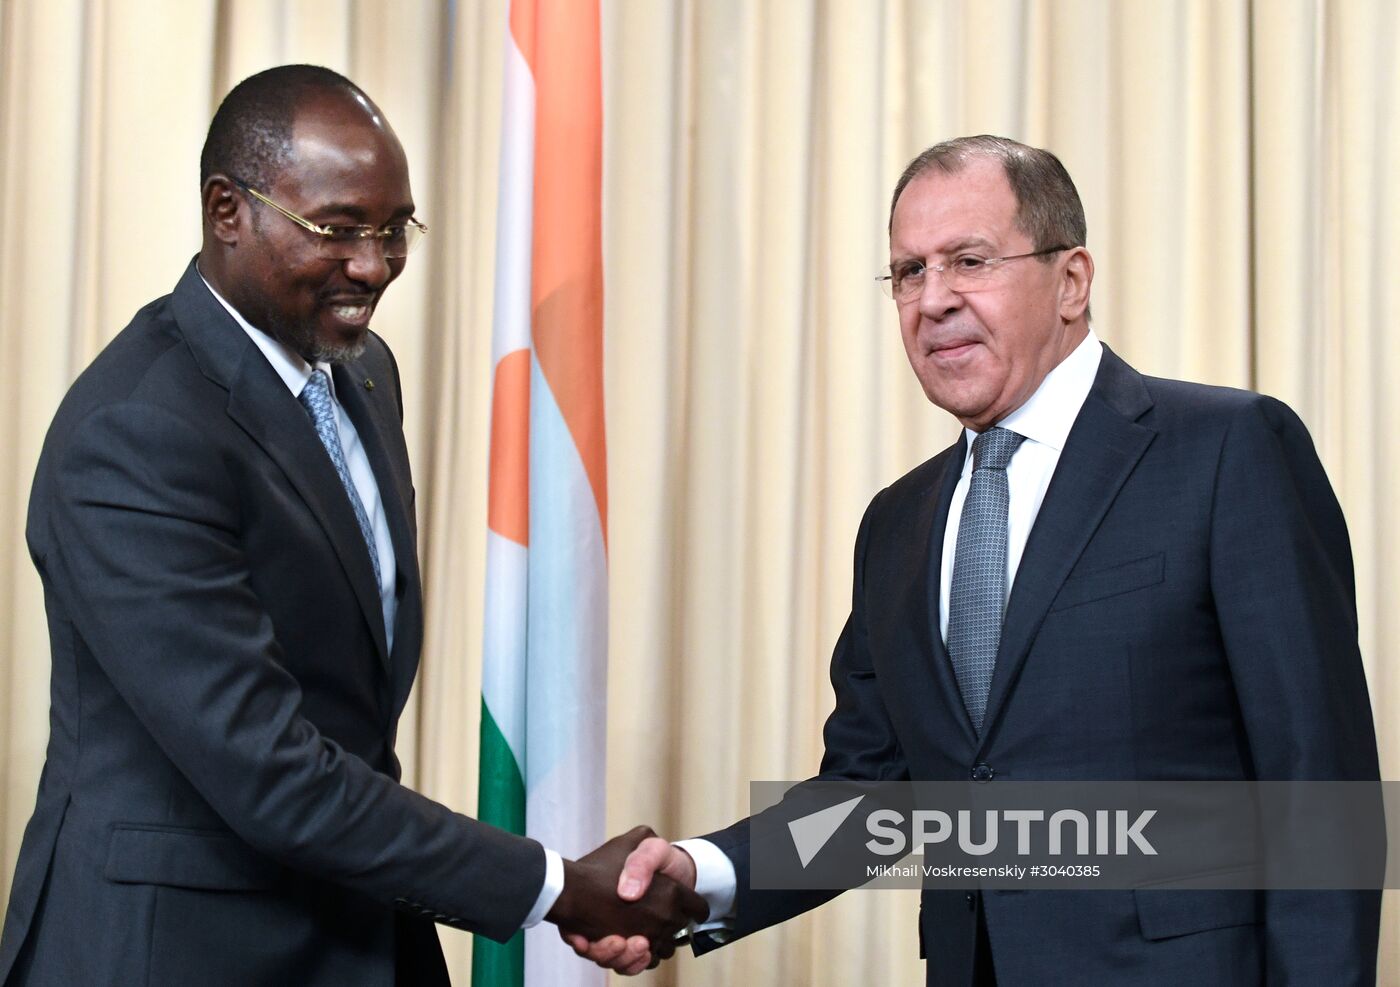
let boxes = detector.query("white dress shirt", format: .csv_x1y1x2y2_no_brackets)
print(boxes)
684,329,1105,925
199,274,563,927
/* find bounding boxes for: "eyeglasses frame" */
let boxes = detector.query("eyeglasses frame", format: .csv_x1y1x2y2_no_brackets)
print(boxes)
229,177,428,258
877,244,1075,300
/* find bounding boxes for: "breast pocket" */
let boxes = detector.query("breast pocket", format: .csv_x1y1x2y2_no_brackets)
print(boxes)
1049,552,1165,613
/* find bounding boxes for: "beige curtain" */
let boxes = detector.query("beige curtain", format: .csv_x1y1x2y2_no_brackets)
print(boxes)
1,1,1395,983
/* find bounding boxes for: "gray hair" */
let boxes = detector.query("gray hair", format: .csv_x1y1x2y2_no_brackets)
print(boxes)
888,135,1087,255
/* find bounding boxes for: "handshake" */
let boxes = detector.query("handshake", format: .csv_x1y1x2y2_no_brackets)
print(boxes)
546,826,703,976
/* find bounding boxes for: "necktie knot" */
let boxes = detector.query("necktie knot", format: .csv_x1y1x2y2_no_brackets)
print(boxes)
971,427,1024,472
299,368,334,425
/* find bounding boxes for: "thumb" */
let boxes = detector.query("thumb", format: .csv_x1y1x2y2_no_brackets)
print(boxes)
616,837,673,900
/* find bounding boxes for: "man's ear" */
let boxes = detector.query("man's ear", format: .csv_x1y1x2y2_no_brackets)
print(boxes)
1058,246,1093,323
202,176,244,245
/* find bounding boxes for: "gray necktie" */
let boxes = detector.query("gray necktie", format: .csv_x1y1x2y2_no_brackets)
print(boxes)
298,369,383,589
947,426,1025,733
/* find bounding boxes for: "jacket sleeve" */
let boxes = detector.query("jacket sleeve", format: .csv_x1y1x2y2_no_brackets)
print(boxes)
1208,394,1381,984
43,398,544,942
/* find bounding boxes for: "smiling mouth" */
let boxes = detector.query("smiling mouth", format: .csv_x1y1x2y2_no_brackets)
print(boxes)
327,300,374,327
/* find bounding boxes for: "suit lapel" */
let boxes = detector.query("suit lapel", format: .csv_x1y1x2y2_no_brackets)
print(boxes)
171,261,391,667
225,361,392,667
333,362,423,693
976,348,1155,745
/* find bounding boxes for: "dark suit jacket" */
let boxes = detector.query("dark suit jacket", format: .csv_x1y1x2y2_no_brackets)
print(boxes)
696,346,1381,985
0,261,544,986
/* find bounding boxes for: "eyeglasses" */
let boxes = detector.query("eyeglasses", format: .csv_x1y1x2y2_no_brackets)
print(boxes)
231,179,427,259
876,245,1072,301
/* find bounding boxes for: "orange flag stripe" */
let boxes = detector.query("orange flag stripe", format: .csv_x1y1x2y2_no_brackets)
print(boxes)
486,348,531,547
527,0,608,548
509,0,537,76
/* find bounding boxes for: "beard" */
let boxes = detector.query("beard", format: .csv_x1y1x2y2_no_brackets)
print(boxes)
242,219,372,365
306,333,369,364
261,308,369,365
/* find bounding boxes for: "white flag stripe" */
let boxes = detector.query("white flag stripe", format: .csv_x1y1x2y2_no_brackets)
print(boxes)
522,356,607,985
481,530,529,767
490,38,535,367
523,354,609,806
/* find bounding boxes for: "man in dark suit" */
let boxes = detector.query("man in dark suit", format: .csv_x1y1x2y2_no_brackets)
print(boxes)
569,136,1381,983
0,65,701,986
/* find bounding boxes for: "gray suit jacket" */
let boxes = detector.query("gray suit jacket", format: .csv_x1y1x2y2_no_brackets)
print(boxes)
0,261,543,986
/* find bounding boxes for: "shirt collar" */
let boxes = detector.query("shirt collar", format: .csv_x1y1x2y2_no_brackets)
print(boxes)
198,268,337,401
962,328,1103,456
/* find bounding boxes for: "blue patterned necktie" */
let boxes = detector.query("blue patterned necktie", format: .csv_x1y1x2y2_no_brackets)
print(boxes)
947,426,1025,733
298,369,383,589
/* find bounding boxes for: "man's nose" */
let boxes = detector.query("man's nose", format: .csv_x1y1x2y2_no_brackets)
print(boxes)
342,239,393,288
917,268,964,320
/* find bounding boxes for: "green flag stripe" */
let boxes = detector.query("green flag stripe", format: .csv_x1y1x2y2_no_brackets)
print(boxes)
473,701,525,986
477,700,526,832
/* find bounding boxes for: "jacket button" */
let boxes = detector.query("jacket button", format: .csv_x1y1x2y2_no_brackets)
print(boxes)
971,763,995,782
965,892,977,910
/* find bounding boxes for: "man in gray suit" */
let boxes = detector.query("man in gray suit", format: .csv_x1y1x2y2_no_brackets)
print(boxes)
0,65,701,986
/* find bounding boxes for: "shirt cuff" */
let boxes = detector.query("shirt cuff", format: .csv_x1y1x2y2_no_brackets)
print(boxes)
673,838,736,924
521,847,564,929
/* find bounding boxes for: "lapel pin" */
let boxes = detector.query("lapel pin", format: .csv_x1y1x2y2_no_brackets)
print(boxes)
364,378,375,391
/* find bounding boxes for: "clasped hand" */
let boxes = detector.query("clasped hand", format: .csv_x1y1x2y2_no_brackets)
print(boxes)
548,826,703,975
